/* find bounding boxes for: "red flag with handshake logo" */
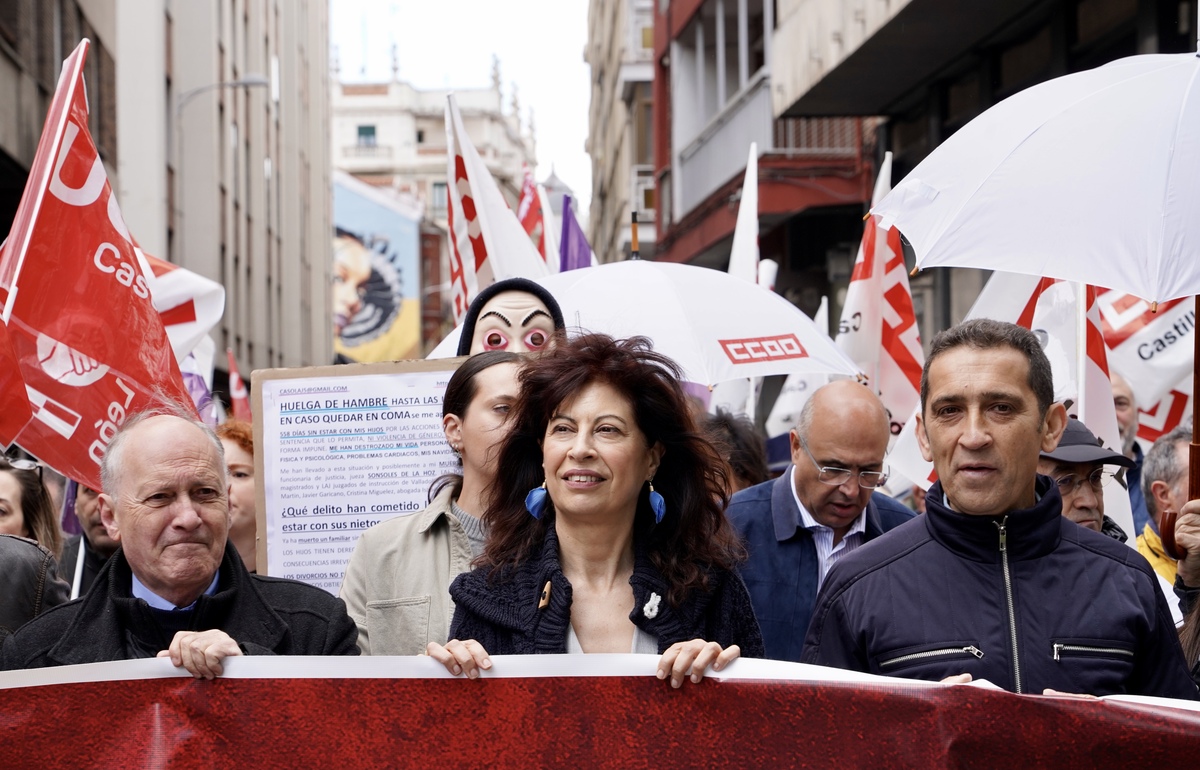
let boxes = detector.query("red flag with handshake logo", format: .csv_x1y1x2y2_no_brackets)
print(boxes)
0,39,194,490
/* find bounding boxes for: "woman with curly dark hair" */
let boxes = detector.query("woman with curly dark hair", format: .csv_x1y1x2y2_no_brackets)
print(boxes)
428,334,763,687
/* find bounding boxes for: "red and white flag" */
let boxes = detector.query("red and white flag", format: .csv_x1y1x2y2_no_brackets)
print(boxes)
0,320,32,446
516,164,560,274
836,153,924,436
144,253,225,363
1094,291,1194,445
444,94,547,323
0,39,194,490
890,272,1136,541
226,348,252,422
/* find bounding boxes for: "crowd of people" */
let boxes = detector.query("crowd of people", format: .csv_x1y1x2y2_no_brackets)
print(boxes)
1,278,1199,704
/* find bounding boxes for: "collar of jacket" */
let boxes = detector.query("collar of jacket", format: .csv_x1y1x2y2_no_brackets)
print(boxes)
47,542,287,665
924,475,1062,563
770,468,883,543
456,521,717,653
416,484,459,535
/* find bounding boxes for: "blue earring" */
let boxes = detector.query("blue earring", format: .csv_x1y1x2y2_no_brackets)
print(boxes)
648,480,666,524
525,482,548,519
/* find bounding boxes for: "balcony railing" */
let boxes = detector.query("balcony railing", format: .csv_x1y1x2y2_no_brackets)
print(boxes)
773,117,861,157
342,144,394,159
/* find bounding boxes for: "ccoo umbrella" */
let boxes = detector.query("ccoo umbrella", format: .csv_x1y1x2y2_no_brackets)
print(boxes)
530,260,859,386
871,52,1200,556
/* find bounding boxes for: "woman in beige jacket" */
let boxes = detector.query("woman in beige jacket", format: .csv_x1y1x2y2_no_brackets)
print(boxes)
339,351,521,654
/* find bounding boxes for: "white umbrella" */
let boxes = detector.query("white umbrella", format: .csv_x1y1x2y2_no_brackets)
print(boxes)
535,260,860,386
873,53,1200,305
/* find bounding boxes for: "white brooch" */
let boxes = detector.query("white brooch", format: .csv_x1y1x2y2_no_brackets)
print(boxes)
643,592,661,619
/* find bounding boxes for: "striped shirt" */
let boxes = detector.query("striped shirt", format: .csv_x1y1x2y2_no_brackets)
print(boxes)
788,466,868,591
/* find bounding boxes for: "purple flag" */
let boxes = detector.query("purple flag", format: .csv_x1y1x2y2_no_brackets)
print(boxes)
559,195,593,271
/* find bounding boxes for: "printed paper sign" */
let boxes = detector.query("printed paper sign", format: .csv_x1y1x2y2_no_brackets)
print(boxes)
253,358,461,593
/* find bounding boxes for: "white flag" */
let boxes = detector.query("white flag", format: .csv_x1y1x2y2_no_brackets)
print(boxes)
835,152,923,436
444,94,547,323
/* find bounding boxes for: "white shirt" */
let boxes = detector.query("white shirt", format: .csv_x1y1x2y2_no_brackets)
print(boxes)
789,466,867,591
132,571,220,611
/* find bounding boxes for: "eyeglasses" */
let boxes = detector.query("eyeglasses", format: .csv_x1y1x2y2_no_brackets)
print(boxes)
798,437,888,489
0,457,42,480
1053,469,1116,496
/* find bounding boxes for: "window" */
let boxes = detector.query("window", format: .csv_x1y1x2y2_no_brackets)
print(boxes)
357,125,377,147
416,129,425,144
431,181,448,217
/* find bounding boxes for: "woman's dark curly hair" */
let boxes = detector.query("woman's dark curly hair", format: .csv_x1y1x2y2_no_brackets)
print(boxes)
480,333,744,606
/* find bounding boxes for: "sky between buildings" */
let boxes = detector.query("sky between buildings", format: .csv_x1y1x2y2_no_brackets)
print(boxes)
330,0,594,212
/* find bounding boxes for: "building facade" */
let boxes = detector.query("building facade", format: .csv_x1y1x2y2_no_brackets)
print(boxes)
771,0,1198,333
0,0,118,242
330,71,537,349
115,0,333,379
586,0,657,261
652,0,880,326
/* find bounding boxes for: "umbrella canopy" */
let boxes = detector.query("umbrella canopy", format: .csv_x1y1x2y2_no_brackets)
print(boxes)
533,260,859,386
873,53,1200,304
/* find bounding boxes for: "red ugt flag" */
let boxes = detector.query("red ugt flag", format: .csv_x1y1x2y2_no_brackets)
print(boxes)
0,39,195,490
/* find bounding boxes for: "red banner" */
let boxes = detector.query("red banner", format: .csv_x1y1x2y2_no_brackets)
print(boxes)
0,40,193,487
1,661,1198,767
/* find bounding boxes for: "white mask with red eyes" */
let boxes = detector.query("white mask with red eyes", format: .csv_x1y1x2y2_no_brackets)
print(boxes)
468,290,558,355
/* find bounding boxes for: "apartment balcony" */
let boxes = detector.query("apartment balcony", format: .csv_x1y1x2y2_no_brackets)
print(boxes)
676,73,773,219
342,144,393,159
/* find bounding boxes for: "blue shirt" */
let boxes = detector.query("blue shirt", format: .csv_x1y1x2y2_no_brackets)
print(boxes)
725,471,914,662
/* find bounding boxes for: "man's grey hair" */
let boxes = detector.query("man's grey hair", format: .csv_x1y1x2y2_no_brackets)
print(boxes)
99,403,226,498
1141,425,1191,521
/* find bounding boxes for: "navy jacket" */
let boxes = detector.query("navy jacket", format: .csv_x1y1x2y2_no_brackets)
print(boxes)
449,524,764,657
726,471,914,662
802,476,1196,699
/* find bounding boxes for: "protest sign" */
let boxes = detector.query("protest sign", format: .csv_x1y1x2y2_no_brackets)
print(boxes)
252,358,462,593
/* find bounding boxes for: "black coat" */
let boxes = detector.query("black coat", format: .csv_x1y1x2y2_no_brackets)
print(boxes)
449,524,764,657
802,476,1196,699
0,535,69,640
1,543,359,669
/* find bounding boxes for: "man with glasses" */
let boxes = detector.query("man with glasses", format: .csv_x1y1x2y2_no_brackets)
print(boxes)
1037,417,1133,541
726,379,913,662
802,319,1194,698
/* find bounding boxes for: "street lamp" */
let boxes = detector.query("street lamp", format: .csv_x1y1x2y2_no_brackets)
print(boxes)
173,75,271,267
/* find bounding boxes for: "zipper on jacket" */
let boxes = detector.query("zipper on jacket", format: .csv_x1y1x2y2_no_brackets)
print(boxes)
995,517,1022,693
880,645,984,669
1052,643,1134,662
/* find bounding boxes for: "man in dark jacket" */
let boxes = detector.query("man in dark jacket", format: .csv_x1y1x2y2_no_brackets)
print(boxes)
802,319,1195,699
1,409,359,676
726,380,912,661
60,483,118,598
